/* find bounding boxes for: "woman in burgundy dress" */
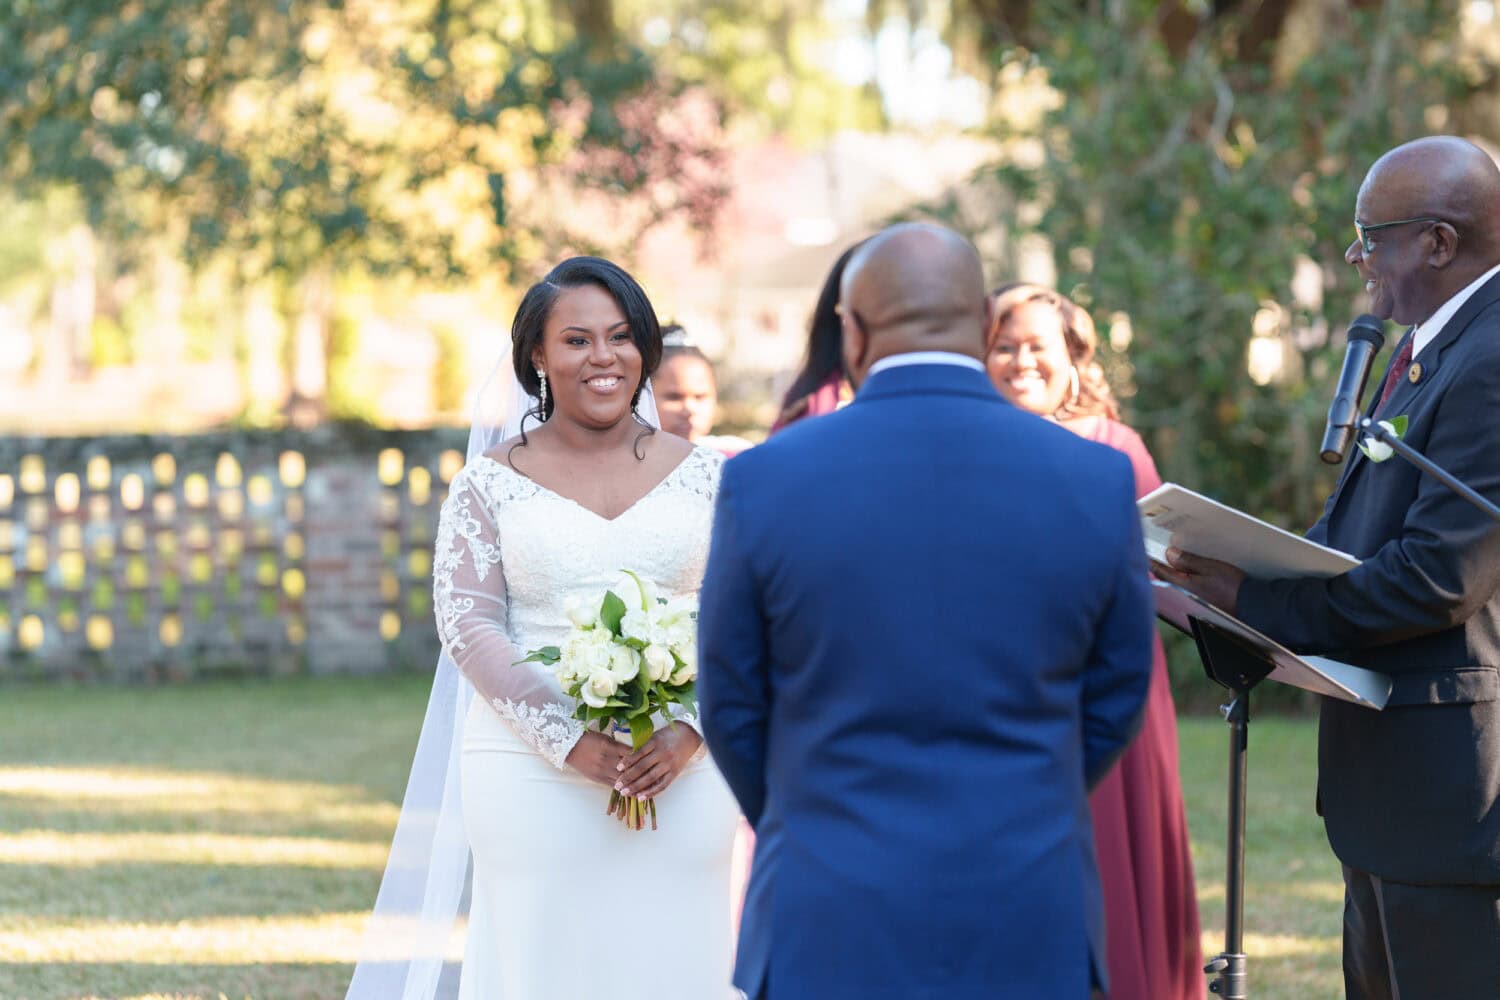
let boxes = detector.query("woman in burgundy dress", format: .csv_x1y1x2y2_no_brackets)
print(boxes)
987,283,1203,1000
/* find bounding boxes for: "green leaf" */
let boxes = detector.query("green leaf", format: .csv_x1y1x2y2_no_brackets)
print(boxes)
514,646,561,666
619,569,648,610
600,591,627,636
1390,414,1409,437
628,714,655,750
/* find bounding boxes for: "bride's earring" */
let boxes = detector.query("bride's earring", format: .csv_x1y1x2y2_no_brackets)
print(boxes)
537,368,549,420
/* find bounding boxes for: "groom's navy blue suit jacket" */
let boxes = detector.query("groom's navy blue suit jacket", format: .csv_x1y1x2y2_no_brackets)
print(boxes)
699,361,1156,1000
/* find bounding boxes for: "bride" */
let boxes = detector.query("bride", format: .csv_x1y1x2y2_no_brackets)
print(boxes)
346,257,741,1000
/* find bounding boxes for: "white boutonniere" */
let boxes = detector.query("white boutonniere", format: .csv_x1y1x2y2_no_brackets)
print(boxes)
1358,414,1408,463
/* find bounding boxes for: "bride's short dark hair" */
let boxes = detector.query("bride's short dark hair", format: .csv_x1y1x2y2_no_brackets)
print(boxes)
511,257,664,422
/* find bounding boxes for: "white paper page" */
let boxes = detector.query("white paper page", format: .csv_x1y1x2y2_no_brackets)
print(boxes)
1150,581,1390,709
1139,483,1360,579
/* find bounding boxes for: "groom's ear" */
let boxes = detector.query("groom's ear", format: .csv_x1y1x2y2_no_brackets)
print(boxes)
841,308,868,385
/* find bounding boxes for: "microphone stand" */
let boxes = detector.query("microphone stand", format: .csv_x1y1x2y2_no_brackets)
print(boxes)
1359,418,1500,524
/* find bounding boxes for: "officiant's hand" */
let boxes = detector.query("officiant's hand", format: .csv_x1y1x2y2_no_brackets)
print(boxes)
1156,547,1246,615
615,724,702,800
566,731,633,788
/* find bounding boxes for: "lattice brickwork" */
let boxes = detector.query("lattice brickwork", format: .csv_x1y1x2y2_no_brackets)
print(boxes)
0,428,468,681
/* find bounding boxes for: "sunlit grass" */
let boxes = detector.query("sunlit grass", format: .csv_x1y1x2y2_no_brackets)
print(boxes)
0,912,371,963
0,677,1343,999
0,829,388,868
0,675,426,1000
1181,715,1343,999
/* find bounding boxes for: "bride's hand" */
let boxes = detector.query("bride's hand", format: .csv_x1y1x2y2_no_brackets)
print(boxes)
615,724,702,800
565,731,632,787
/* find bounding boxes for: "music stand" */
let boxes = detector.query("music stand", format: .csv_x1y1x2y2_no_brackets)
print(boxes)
1152,581,1390,999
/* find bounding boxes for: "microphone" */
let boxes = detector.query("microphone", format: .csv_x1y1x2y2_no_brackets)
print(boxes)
1320,314,1387,464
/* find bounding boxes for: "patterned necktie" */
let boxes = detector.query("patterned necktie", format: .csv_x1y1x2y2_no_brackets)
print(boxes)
1376,334,1414,412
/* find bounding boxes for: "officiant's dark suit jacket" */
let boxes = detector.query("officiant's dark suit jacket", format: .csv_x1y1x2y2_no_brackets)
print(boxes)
698,362,1155,1000
1238,271,1500,888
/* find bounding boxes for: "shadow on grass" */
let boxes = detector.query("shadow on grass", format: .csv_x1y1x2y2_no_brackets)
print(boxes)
1,961,356,1000
0,795,396,841
1,862,380,921
1,961,466,1000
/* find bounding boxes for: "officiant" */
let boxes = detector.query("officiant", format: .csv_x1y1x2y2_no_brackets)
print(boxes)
1159,135,1500,998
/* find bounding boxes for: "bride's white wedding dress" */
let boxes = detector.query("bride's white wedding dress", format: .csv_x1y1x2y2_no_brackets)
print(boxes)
432,444,740,1000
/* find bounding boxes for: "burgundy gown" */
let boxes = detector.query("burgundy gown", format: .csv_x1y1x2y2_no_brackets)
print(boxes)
1084,416,1203,1000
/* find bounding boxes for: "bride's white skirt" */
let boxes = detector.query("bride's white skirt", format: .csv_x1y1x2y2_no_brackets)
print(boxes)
460,698,741,1000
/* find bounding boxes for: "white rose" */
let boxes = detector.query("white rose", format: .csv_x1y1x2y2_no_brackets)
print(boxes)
1360,422,1397,463
659,595,697,648
560,628,612,685
607,644,641,683
642,644,674,683
669,646,697,685
565,593,600,629
580,668,619,708
620,606,661,645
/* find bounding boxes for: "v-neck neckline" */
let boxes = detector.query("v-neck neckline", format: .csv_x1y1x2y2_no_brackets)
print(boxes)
478,449,697,524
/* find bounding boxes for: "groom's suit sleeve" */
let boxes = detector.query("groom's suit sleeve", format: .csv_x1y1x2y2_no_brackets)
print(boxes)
698,462,772,827
1080,463,1156,789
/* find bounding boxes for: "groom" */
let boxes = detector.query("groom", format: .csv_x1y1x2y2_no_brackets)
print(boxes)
699,223,1157,1000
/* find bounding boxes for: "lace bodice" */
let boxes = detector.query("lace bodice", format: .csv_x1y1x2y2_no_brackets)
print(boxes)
433,445,723,768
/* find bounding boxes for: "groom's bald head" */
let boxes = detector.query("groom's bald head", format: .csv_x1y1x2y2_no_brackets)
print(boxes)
839,223,990,385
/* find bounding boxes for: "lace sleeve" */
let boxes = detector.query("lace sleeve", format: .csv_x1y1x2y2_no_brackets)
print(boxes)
433,467,585,769
664,446,723,754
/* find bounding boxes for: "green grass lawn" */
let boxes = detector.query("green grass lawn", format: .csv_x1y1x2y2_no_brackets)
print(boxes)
0,677,1342,999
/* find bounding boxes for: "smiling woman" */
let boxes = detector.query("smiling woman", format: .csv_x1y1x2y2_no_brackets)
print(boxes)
984,283,1204,1000
348,257,740,1000
508,256,663,436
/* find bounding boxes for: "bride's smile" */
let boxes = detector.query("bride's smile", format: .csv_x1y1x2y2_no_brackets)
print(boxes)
534,282,645,430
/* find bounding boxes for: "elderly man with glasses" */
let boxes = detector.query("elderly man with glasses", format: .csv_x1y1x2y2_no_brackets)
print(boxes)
1161,135,1500,999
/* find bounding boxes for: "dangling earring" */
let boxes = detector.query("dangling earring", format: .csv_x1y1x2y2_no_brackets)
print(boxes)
537,368,549,420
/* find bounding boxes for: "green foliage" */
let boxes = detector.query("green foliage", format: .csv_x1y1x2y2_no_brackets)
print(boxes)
431,323,469,415
325,311,377,424
0,0,732,282
88,314,133,367
600,589,628,635
0,192,55,294
619,0,885,138
987,1,1473,530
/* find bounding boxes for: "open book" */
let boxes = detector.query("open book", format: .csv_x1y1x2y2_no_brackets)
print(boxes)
1138,483,1360,579
1151,580,1390,708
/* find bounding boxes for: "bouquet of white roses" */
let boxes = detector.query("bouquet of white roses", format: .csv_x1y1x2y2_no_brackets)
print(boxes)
516,570,699,830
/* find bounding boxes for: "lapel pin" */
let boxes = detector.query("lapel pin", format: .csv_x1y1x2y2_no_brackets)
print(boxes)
1408,362,1423,384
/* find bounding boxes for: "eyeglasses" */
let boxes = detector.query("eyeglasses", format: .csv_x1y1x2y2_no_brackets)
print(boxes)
1354,216,1444,254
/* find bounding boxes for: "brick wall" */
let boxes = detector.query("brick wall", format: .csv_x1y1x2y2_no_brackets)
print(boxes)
0,425,468,681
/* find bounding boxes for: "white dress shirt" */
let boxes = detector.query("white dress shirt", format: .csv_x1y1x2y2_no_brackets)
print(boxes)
1412,261,1500,358
867,351,986,377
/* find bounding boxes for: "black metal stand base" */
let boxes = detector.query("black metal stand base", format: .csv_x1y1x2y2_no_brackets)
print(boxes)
1190,620,1274,1000
1204,952,1247,999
